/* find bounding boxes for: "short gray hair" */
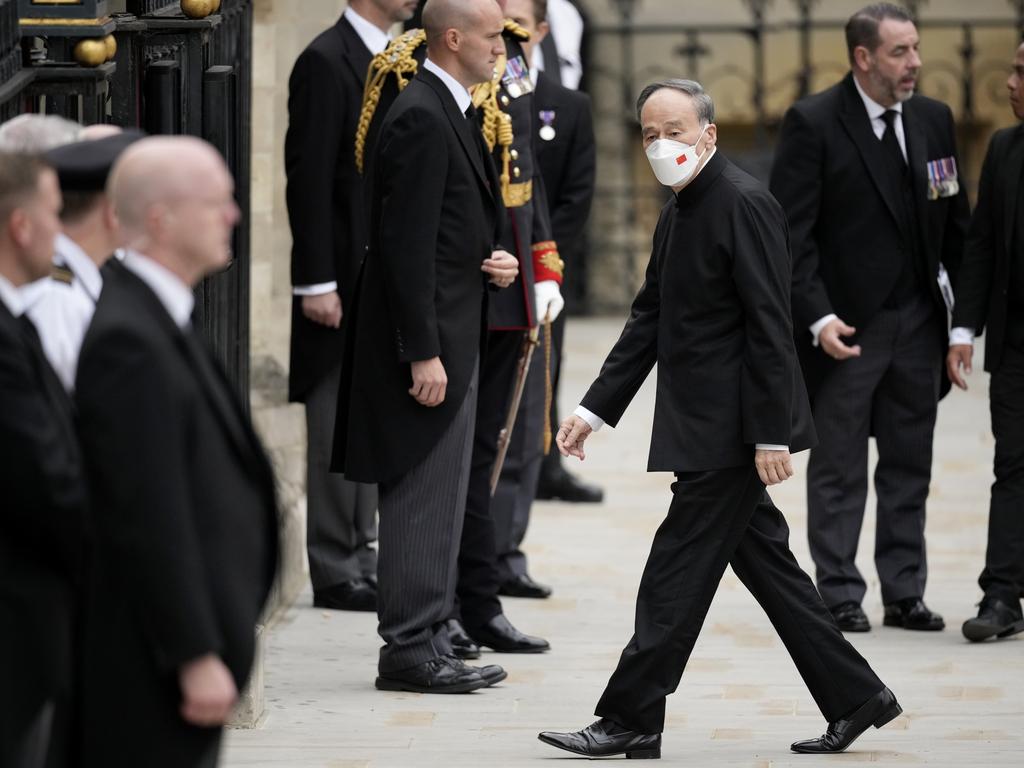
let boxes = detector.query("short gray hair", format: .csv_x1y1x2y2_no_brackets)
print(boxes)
635,79,715,125
0,114,82,153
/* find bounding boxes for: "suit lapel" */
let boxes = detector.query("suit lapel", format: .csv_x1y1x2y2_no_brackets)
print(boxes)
838,75,905,231
419,69,494,199
336,15,374,90
1003,125,1024,257
115,262,259,472
901,101,931,255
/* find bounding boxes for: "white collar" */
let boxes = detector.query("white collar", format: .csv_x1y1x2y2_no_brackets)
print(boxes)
55,233,102,301
853,74,903,121
0,273,25,317
121,249,195,330
344,6,392,56
423,58,473,115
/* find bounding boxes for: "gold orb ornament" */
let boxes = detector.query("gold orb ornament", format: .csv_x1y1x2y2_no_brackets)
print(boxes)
212,0,222,11
180,0,216,18
74,38,108,67
104,34,117,61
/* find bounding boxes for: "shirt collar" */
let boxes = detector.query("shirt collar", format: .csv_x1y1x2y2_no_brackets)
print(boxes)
344,6,392,56
55,233,102,301
121,249,195,329
853,74,902,121
0,273,25,317
423,58,473,115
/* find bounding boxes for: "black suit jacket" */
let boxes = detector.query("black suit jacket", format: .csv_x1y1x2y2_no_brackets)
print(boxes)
284,14,374,402
952,124,1024,373
0,303,89,750
534,70,595,300
332,69,502,484
770,73,969,394
75,261,278,763
581,152,816,472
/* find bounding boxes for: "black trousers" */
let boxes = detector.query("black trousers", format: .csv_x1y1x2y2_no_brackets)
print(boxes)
453,329,522,630
595,466,884,735
979,344,1024,605
540,312,567,483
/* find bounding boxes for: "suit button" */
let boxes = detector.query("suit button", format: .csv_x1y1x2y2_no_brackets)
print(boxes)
510,149,519,160
513,166,521,178
501,95,510,106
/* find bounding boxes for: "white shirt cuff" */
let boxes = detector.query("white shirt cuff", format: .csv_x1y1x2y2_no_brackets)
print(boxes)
292,281,338,297
574,405,605,432
809,313,837,347
949,327,975,346
755,444,788,451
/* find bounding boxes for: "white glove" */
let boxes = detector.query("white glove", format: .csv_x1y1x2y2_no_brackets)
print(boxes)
534,279,564,323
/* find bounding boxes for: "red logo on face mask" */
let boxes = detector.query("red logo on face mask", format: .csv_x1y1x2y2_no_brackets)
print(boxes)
676,154,688,165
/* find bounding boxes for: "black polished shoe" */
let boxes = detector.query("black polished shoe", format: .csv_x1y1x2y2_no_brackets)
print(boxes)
312,579,377,612
791,687,902,754
469,613,550,653
468,660,507,687
538,718,661,759
962,596,1024,642
883,597,945,631
536,467,604,503
445,618,482,660
375,655,489,694
830,601,871,632
498,573,552,599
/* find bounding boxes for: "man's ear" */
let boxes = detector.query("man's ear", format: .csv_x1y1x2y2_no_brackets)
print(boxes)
445,28,461,53
852,45,872,74
703,123,717,150
536,20,550,44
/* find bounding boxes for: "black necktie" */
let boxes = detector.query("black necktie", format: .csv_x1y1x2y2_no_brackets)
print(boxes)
464,103,477,121
880,109,906,171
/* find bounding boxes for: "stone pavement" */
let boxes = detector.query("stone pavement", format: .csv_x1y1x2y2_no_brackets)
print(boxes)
223,317,1024,768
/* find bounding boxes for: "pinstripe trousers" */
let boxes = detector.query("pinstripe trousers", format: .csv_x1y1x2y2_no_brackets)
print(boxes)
376,362,479,674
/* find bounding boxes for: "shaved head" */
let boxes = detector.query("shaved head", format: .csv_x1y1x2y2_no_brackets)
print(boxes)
422,0,504,87
109,136,239,285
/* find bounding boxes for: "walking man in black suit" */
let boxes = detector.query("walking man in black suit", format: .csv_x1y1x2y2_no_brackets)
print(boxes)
0,152,88,768
75,137,278,767
946,41,1024,643
285,0,418,613
538,79,898,760
771,3,969,633
332,0,520,694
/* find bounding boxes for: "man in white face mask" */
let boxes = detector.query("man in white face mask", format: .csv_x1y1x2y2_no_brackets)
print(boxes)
538,79,898,760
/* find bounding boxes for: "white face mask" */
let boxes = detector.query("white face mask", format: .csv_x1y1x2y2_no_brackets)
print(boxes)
645,124,710,189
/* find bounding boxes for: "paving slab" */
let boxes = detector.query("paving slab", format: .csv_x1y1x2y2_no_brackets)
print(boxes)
223,316,1024,767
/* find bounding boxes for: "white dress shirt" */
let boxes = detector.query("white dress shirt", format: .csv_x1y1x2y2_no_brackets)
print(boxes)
122,250,195,330
0,273,25,317
809,76,909,347
291,5,393,299
532,0,584,90
422,58,473,115
25,234,104,391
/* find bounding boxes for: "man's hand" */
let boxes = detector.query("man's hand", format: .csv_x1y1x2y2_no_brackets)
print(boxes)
755,449,794,486
946,344,973,390
819,317,861,360
482,249,518,288
535,279,565,323
301,291,342,329
556,414,593,460
409,357,447,407
179,654,238,727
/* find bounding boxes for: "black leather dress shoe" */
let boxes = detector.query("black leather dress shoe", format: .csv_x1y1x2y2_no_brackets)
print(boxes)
375,655,489,694
445,618,481,660
962,596,1024,642
498,573,552,599
469,613,550,653
791,687,902,754
830,601,870,632
883,597,944,631
536,467,604,503
538,718,661,759
312,579,376,612
469,660,507,687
